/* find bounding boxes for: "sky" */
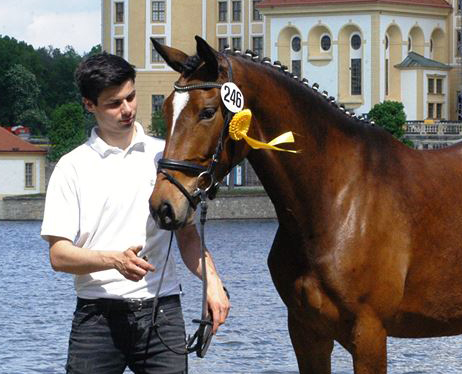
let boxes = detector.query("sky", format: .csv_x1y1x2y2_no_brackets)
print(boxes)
0,0,101,55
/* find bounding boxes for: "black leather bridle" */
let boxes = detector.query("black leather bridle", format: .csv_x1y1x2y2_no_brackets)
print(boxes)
157,53,235,209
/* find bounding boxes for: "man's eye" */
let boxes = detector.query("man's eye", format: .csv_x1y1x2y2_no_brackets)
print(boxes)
199,108,216,120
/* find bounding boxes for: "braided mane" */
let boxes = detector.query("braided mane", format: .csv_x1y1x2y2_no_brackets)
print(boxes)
219,47,375,127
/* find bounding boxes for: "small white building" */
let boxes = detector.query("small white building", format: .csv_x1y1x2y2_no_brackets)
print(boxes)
0,126,47,199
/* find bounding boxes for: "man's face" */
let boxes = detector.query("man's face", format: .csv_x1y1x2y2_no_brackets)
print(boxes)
84,79,137,135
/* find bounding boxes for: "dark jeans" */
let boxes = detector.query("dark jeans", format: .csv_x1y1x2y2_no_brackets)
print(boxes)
66,295,188,374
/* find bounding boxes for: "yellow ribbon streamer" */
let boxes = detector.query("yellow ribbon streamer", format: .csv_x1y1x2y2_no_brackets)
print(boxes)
229,109,299,153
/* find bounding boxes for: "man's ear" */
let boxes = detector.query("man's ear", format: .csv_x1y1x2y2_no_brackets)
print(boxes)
83,98,96,113
151,38,189,73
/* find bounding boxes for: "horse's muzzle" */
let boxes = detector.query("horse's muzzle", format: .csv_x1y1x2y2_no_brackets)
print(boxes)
150,201,180,230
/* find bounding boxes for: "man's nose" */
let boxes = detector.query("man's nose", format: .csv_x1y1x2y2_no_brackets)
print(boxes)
121,100,131,115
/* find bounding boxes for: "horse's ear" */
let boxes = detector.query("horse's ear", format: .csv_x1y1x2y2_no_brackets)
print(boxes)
195,36,218,78
150,38,188,73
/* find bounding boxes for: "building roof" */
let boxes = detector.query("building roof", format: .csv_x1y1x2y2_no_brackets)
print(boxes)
258,0,451,8
0,126,47,153
395,52,452,69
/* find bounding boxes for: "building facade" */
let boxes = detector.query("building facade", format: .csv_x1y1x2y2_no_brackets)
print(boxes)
0,127,47,199
101,0,461,128
259,0,461,121
101,0,265,129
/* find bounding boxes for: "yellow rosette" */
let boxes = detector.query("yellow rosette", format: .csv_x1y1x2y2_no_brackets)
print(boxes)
229,109,298,153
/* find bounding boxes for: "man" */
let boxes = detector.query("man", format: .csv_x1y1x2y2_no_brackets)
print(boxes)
41,52,230,374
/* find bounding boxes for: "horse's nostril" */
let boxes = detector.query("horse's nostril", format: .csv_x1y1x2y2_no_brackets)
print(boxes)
159,202,175,225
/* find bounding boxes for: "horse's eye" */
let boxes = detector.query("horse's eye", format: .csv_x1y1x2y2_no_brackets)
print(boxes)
199,108,216,120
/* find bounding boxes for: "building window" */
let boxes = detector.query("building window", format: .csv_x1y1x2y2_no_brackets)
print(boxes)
253,0,262,21
232,37,241,51
351,58,361,95
428,78,434,93
253,36,263,56
218,1,227,22
428,103,434,118
457,30,462,57
232,1,241,22
152,95,164,113
291,36,301,52
457,91,462,120
152,1,166,22
218,37,228,51
436,103,442,119
351,34,361,50
408,36,412,52
151,37,165,62
320,35,331,51
115,2,124,23
385,58,389,96
436,78,443,94
115,38,124,57
25,162,34,188
292,60,301,77
458,0,462,13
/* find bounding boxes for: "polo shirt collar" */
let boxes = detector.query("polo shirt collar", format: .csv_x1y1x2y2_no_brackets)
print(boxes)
88,122,147,157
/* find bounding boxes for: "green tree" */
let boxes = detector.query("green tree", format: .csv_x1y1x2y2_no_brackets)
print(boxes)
0,64,45,132
150,110,167,139
47,102,87,161
18,108,49,135
368,101,412,146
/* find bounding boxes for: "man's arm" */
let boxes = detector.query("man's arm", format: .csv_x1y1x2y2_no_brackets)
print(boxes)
176,225,231,334
48,236,155,281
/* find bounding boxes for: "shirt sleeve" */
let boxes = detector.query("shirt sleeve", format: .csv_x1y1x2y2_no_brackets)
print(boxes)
40,161,80,243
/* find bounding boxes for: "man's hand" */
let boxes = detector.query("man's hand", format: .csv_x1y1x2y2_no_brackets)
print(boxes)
48,236,155,279
113,245,156,281
207,275,231,334
176,224,231,333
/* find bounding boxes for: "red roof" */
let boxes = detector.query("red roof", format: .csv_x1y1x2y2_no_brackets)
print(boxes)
258,0,451,8
0,126,46,153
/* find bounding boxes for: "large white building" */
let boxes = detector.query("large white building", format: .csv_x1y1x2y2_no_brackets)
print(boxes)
101,0,461,127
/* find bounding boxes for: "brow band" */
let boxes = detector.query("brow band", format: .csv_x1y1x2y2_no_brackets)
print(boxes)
174,82,223,92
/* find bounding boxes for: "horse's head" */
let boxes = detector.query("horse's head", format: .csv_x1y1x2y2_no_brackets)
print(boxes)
149,36,250,230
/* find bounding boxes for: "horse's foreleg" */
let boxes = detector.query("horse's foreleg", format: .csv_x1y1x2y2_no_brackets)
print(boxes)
288,311,333,374
350,310,387,374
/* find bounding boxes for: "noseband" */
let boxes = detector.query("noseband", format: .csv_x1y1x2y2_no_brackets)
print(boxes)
157,54,235,209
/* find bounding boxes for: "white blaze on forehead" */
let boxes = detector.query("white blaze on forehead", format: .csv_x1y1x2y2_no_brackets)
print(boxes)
171,92,190,137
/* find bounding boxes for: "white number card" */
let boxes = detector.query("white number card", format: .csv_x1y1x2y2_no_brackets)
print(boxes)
221,82,244,113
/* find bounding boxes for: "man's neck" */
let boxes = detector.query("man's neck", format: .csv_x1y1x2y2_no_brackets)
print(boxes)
96,125,137,150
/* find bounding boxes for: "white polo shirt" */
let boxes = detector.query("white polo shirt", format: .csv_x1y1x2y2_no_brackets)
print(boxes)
41,122,180,300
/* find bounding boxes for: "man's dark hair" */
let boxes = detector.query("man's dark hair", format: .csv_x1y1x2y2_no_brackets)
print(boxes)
75,52,136,104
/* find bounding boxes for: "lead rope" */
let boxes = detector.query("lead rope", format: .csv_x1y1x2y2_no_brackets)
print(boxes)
150,190,213,357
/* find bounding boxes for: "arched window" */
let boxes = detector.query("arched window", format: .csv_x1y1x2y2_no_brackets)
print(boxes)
385,35,390,96
408,36,412,52
350,34,362,95
290,35,302,77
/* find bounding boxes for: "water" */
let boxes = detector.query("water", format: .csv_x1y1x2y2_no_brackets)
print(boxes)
1,220,462,373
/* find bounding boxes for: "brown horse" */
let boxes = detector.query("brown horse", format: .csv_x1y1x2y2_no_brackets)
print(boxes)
149,36,462,374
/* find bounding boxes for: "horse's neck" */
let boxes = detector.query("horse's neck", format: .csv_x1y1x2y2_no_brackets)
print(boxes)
236,60,359,234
